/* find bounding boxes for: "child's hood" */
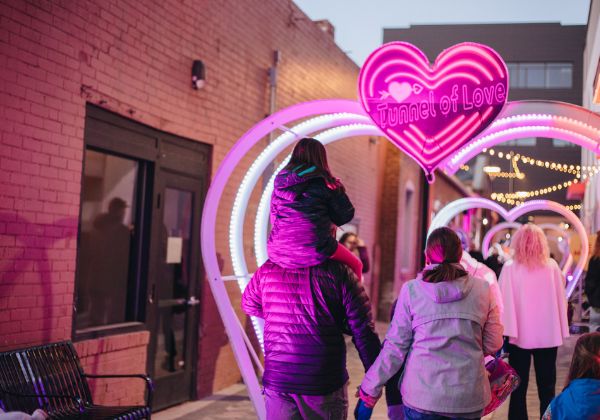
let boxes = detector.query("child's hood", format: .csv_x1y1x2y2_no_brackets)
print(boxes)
552,379,600,418
417,274,474,303
274,166,323,189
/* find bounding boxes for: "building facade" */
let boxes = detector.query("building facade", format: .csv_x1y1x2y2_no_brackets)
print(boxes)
384,23,586,209
582,0,600,233
0,0,428,410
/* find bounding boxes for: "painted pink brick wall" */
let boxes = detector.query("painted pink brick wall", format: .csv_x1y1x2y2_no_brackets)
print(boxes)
0,0,397,404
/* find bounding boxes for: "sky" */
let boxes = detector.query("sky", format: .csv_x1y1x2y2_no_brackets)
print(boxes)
294,0,591,65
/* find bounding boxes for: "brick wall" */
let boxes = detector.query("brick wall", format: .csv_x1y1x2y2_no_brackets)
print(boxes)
0,0,397,406
75,331,150,405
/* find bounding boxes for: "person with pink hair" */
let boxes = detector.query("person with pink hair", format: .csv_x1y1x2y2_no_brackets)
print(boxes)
499,224,569,419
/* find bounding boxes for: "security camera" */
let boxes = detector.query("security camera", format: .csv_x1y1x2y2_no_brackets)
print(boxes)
192,60,205,90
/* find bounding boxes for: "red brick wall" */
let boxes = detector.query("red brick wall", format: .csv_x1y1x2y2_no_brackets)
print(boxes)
75,331,150,406
0,0,398,406
375,142,401,320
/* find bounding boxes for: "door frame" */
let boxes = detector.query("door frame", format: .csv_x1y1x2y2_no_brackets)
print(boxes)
76,104,212,409
147,168,206,409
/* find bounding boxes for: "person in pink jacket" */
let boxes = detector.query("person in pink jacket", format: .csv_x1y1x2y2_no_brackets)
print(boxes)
498,224,569,420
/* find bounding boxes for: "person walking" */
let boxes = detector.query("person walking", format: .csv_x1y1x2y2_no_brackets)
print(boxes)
339,232,370,274
498,224,570,420
242,257,381,419
584,233,600,333
355,227,503,419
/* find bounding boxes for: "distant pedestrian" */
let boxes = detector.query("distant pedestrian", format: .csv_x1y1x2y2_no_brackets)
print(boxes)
499,224,570,419
267,137,363,279
542,332,600,420
356,227,503,420
339,232,370,274
584,233,600,333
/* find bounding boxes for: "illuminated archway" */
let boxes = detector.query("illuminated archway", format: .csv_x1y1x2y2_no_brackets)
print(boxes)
428,197,588,298
201,99,598,418
481,222,572,271
442,100,600,174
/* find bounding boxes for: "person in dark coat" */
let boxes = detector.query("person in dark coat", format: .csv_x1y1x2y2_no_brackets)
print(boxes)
339,232,371,274
267,137,363,278
242,259,381,419
585,233,600,333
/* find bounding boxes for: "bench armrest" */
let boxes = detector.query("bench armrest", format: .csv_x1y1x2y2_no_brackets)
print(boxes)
83,374,154,408
0,386,85,413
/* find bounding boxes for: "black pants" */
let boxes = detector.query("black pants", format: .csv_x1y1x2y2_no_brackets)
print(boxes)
507,343,558,420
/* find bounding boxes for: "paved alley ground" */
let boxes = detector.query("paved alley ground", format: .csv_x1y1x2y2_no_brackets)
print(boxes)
155,324,578,420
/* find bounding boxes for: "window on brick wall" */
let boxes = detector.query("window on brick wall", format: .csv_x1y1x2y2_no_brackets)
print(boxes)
76,148,149,332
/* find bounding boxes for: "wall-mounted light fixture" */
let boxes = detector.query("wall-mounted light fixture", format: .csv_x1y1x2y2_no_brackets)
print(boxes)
192,60,206,90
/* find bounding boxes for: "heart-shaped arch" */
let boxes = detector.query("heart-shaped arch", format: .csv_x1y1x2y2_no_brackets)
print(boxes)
201,99,600,419
481,222,572,271
428,197,587,297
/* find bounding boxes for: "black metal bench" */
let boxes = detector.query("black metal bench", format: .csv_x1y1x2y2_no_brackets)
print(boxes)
0,341,153,419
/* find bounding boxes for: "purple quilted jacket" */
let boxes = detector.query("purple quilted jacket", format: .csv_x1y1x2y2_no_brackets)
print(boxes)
242,259,381,395
267,166,355,268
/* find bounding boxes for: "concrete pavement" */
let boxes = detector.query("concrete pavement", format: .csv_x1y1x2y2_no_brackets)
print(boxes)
155,327,579,420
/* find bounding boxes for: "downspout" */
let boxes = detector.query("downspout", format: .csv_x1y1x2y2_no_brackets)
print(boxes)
262,50,281,189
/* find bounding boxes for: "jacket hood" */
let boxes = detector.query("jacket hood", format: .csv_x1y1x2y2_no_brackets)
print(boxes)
274,166,323,189
552,379,600,418
417,269,473,303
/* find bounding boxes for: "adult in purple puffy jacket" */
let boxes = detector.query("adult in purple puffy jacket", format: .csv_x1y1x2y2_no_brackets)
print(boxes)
242,259,381,419
267,137,364,278
242,138,382,419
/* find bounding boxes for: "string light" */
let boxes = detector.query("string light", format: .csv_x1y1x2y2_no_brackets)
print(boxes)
483,148,599,176
566,204,582,211
489,171,526,179
492,178,578,200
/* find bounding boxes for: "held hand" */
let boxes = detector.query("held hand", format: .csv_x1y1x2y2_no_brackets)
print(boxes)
356,386,380,409
354,399,373,420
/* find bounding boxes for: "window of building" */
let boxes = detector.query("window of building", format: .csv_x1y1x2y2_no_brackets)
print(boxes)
505,138,537,146
546,63,573,88
507,62,573,89
76,149,146,332
552,139,577,147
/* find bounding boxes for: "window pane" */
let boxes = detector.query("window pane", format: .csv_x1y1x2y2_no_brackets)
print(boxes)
518,65,527,88
155,188,193,377
77,149,138,330
546,63,572,88
517,138,536,146
507,63,520,88
523,63,545,88
552,139,576,147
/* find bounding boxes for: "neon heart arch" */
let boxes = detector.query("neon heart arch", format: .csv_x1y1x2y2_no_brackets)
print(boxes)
202,100,600,419
200,49,600,420
481,222,572,272
428,197,588,298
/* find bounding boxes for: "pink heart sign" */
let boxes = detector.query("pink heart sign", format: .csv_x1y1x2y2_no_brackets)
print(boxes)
358,42,508,182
